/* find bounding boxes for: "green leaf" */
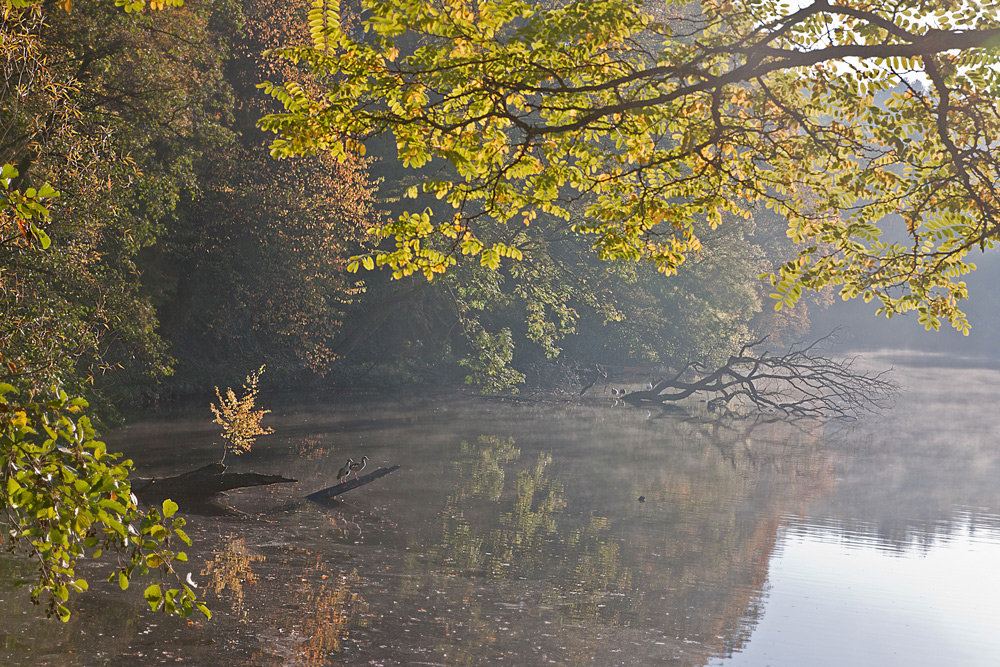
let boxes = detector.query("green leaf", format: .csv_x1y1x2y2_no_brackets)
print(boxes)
144,584,162,611
99,498,128,515
29,223,51,250
162,499,178,518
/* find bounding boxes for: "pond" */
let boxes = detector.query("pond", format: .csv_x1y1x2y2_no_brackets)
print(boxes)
3,352,1000,666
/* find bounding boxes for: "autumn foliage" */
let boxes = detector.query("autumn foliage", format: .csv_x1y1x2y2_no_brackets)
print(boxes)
210,366,274,460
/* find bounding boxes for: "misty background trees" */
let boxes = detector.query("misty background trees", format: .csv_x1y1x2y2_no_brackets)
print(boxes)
12,0,999,405
3,0,1000,617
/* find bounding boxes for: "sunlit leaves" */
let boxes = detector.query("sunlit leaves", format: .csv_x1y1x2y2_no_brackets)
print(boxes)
261,0,1000,333
0,385,209,620
210,366,274,459
111,0,184,12
1,164,59,251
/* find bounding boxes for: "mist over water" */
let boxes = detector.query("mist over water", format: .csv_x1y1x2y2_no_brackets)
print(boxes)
2,354,999,666
712,355,1000,666
809,252,1000,359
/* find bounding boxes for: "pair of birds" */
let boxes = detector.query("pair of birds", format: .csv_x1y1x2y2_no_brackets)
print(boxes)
611,382,654,396
336,455,369,483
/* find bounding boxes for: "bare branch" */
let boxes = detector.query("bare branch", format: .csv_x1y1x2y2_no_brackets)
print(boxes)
624,332,896,420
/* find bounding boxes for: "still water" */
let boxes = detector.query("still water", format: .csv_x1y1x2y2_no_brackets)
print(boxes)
2,353,1000,666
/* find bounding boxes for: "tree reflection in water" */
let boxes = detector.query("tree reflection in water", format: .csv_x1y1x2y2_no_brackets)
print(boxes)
0,396,847,665
199,533,368,665
201,535,266,622
378,413,838,666
442,438,567,578
260,562,368,666
409,435,635,663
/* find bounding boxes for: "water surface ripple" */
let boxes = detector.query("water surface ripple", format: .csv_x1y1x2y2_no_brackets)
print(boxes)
2,353,999,666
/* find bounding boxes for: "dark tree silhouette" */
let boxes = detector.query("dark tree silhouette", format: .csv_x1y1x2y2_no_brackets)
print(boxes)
622,334,896,419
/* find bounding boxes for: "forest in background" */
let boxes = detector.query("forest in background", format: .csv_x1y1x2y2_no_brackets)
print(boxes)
6,0,1000,623
2,0,824,410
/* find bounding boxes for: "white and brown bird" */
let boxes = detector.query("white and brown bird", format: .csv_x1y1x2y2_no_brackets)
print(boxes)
336,458,354,484
349,455,369,480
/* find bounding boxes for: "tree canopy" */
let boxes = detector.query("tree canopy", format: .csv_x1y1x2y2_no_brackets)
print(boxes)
3,0,949,622
1,0,237,397
1,0,234,620
260,0,1000,334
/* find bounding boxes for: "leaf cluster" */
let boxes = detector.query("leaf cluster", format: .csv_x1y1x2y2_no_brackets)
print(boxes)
0,384,209,621
1,165,58,251
260,0,1000,333
209,366,274,458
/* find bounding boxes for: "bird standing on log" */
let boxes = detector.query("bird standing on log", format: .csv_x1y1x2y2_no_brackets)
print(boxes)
337,458,354,483
349,456,369,480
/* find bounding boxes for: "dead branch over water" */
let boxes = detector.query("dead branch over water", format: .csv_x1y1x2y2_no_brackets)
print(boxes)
622,334,897,419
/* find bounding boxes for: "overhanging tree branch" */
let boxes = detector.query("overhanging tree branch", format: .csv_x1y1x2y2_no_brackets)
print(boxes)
260,0,1000,333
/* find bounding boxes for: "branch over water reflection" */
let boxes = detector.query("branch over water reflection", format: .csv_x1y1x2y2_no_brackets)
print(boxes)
623,333,898,420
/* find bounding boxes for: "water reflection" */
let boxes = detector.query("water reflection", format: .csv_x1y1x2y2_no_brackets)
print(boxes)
712,513,1000,667
3,357,1000,665
441,438,568,578
436,436,630,622
249,561,368,666
201,535,266,622
294,434,333,461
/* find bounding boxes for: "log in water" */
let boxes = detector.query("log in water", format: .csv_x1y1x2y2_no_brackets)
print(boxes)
134,462,297,499
305,465,402,501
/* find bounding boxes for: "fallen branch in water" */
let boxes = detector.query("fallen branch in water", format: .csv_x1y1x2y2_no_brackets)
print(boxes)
622,333,897,420
134,462,296,499
305,465,402,502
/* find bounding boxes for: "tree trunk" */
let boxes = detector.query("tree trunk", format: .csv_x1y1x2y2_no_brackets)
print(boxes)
134,462,296,499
